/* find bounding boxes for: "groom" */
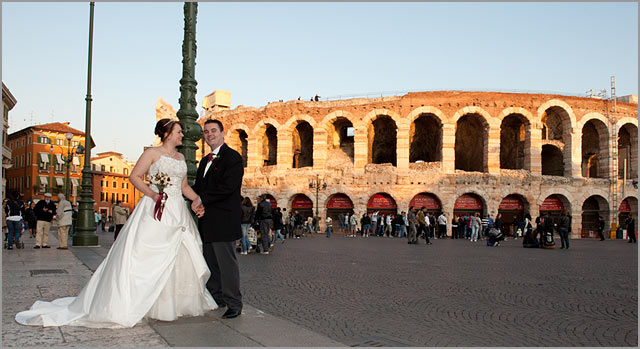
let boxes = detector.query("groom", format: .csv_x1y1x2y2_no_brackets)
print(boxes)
191,119,244,319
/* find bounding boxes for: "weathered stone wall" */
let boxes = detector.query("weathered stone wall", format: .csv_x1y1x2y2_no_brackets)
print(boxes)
199,91,638,238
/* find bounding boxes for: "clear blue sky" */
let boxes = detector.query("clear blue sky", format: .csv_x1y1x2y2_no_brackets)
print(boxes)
2,2,637,162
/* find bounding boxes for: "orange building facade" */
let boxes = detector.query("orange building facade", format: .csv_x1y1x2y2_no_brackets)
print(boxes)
6,122,87,204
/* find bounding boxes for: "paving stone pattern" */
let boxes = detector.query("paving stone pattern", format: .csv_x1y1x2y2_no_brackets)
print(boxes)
238,236,638,347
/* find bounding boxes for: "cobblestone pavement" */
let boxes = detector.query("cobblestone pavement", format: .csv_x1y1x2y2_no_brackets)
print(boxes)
238,235,638,347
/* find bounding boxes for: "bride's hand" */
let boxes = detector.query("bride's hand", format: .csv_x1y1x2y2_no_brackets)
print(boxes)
152,193,161,202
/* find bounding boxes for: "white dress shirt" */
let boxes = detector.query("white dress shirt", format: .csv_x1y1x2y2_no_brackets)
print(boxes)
203,144,222,178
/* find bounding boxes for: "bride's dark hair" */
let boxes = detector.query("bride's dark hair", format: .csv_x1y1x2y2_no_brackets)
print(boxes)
155,118,184,142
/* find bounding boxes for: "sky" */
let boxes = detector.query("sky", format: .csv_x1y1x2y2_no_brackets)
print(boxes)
2,2,638,162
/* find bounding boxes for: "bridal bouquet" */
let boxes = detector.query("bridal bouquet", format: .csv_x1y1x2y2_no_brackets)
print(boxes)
151,172,171,221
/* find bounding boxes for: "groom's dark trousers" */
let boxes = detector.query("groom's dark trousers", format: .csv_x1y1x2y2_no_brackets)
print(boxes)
203,241,241,309
192,143,244,312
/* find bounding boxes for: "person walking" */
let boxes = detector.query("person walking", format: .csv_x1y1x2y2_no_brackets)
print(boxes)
437,212,447,239
4,191,24,250
625,213,636,243
272,207,285,245
34,193,56,249
255,195,273,254
407,207,418,244
93,210,101,231
55,193,73,250
112,200,128,240
325,215,333,238
240,197,254,255
370,211,377,237
557,210,571,249
362,213,371,237
597,216,605,241
417,207,432,245
385,214,393,237
100,212,107,232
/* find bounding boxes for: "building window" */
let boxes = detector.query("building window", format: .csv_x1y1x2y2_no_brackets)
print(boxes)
101,165,105,172
112,181,116,188
27,152,31,165
121,182,125,189
101,192,104,201
28,136,32,144
126,183,129,189
124,168,129,175
26,176,31,189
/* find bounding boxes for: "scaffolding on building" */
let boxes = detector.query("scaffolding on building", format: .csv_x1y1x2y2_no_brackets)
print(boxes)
609,76,618,236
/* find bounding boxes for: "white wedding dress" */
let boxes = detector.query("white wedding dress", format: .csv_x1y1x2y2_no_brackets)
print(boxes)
16,155,217,328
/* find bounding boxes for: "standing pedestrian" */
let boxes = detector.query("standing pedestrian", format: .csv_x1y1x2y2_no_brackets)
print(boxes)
370,211,377,237
344,212,351,237
240,197,254,255
4,191,24,250
385,214,392,237
94,210,100,231
255,195,273,254
597,216,605,241
625,213,636,243
417,207,432,245
34,193,56,249
25,201,37,239
557,210,571,249
100,212,107,231
112,200,128,240
437,212,447,239
55,193,72,249
407,207,418,244
362,213,371,237
470,212,481,242
349,212,358,237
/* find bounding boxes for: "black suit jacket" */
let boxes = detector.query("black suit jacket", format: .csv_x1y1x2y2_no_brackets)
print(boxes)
192,143,244,243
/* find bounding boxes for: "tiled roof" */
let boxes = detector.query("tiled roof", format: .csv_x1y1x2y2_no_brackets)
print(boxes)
33,122,85,136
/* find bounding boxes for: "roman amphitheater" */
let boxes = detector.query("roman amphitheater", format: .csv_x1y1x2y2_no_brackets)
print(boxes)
184,90,638,238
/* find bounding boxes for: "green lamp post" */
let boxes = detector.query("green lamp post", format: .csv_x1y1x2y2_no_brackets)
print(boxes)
176,2,202,185
73,2,98,246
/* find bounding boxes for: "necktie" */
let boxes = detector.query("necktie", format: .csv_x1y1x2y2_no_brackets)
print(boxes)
207,153,216,162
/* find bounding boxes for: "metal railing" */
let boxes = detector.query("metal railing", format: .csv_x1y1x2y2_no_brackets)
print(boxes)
321,88,588,102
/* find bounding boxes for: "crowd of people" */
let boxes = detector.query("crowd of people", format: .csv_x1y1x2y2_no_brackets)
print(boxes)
2,191,131,250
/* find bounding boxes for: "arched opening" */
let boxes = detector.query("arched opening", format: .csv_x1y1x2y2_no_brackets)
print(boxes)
539,194,570,223
326,117,354,165
326,193,354,233
228,129,248,168
453,193,486,220
409,192,442,216
262,125,277,166
541,106,572,177
291,194,313,222
618,197,638,240
618,124,638,179
581,120,609,178
292,121,313,168
366,193,397,215
581,195,609,238
500,114,529,170
410,113,442,163
498,194,529,237
455,114,488,172
368,116,397,166
541,144,564,176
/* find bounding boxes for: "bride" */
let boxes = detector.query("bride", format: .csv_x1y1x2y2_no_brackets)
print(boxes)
16,119,218,328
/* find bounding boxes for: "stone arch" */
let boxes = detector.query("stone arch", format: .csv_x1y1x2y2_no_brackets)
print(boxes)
406,106,448,124
452,191,489,217
618,122,638,179
538,100,575,177
500,113,531,170
408,191,444,213
537,189,575,209
228,123,250,168
323,111,356,165
253,120,279,166
367,114,398,165
365,192,398,214
454,111,490,172
536,99,577,131
362,109,403,127
541,144,564,176
578,112,609,130
283,114,317,130
619,196,638,227
319,110,360,132
582,195,610,235
497,107,535,124
581,118,609,178
576,188,611,207
409,112,443,163
289,120,314,168
451,106,496,126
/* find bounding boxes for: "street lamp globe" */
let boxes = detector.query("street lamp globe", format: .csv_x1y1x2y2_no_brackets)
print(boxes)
65,132,73,141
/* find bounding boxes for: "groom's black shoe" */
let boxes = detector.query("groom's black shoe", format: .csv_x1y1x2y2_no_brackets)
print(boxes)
222,308,241,319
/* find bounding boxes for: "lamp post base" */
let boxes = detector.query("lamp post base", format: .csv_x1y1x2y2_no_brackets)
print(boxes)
72,234,99,246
